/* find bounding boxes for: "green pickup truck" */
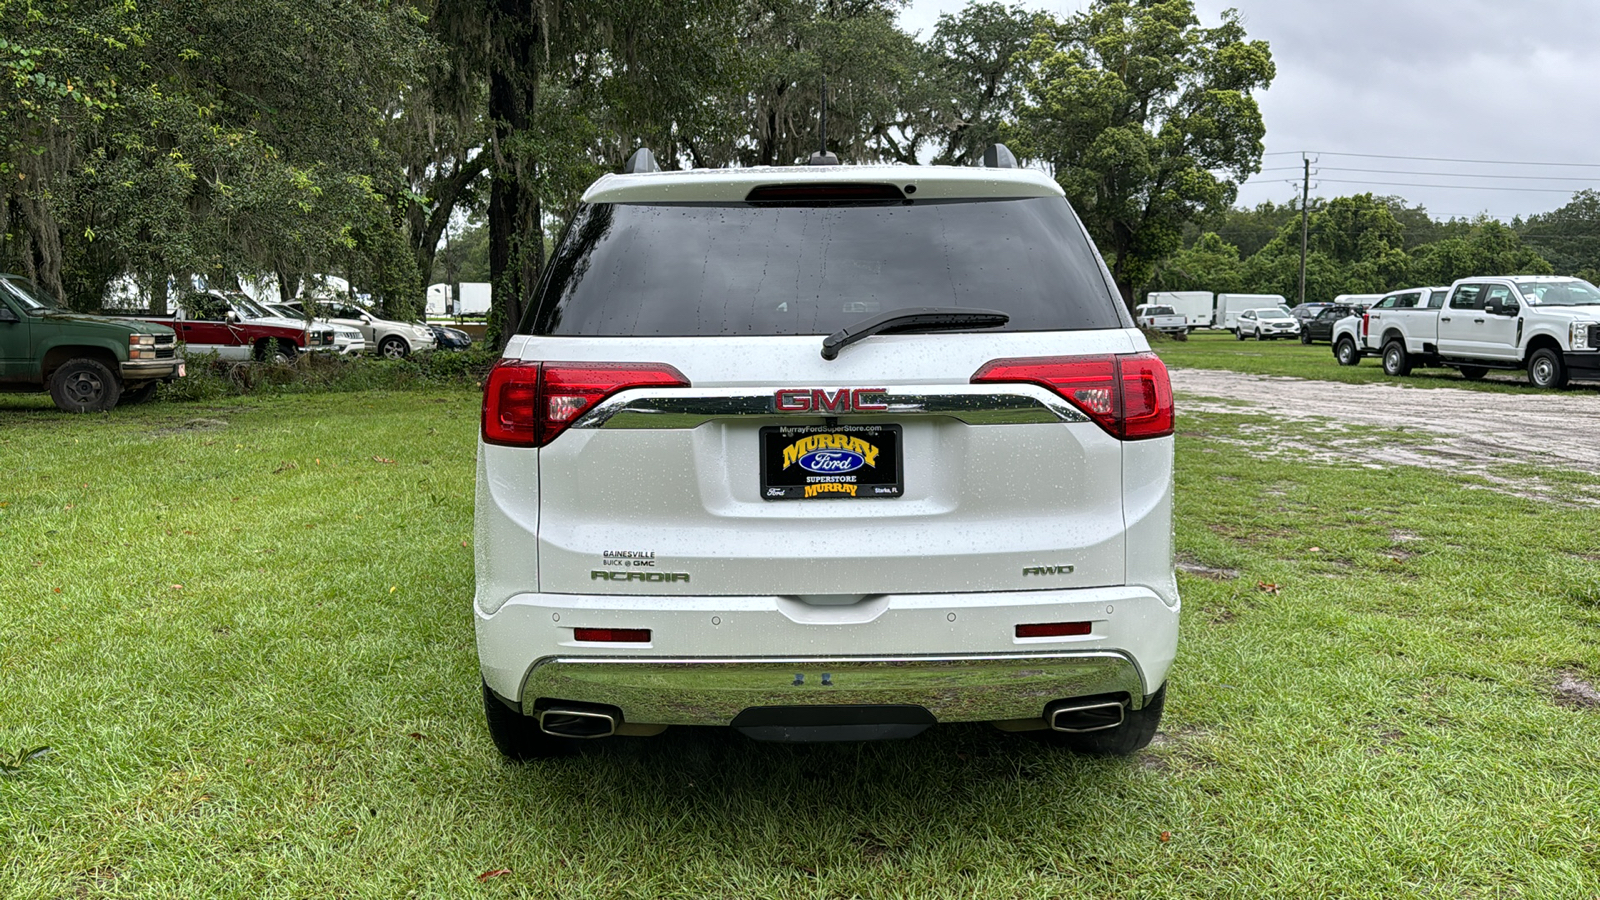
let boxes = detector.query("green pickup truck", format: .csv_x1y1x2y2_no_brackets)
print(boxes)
0,274,185,412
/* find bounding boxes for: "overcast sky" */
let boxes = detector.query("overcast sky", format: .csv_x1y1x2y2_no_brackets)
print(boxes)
900,0,1600,221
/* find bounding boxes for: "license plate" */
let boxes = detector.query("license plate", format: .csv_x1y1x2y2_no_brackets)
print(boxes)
760,424,903,501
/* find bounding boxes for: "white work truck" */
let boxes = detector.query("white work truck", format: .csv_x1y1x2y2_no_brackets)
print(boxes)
1134,303,1189,336
1332,276,1600,387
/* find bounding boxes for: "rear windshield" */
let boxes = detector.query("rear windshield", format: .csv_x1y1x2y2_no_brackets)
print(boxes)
523,197,1126,336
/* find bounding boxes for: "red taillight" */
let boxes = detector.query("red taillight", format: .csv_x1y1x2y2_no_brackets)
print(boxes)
1016,622,1092,638
1361,312,1370,338
971,352,1174,440
481,359,689,447
573,627,651,643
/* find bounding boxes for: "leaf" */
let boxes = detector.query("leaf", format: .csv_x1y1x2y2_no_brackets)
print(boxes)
477,868,511,882
1159,830,1171,843
372,456,395,465
23,746,51,762
1256,581,1280,595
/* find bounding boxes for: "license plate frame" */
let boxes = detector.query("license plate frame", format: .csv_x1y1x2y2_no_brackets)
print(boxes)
759,424,903,501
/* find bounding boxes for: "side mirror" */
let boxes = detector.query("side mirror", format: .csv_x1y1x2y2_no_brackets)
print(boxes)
1487,299,1519,316
0,305,18,323
359,314,371,323
225,310,240,323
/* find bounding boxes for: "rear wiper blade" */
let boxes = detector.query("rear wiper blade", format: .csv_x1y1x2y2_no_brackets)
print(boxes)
821,307,1010,360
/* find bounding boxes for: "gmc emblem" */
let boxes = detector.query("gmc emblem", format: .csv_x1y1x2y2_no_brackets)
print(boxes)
773,388,888,413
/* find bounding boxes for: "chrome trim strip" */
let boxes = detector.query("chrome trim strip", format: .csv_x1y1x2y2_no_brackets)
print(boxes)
575,384,1088,429
518,650,1145,726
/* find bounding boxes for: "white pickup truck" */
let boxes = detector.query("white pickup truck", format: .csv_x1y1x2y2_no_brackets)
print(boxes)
1134,303,1188,336
1333,276,1600,387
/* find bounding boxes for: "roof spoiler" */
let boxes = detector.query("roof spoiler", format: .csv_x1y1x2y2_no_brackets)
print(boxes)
981,143,1018,169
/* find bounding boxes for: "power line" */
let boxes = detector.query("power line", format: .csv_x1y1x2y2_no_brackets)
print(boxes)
1320,166,1600,184
1261,150,1600,169
1317,178,1579,194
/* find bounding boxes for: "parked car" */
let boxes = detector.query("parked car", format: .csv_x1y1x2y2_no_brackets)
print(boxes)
119,291,336,362
1133,303,1188,336
261,302,366,356
475,145,1178,758
1334,277,1600,387
1236,307,1300,340
0,274,185,411
286,301,436,359
428,323,473,350
1216,293,1290,332
1298,304,1362,344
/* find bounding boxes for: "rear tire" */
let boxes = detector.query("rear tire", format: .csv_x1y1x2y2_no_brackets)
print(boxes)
1335,337,1360,366
482,682,580,761
1527,348,1568,389
1459,366,1488,381
1382,340,1412,376
1235,329,1245,341
1037,683,1167,756
48,359,122,413
1300,331,1312,344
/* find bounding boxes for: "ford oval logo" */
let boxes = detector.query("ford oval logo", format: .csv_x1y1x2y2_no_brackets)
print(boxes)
799,450,865,474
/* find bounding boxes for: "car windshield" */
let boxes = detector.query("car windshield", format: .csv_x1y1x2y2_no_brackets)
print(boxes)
525,196,1125,336
226,294,276,319
1254,309,1286,319
1144,306,1175,315
1515,279,1600,306
0,276,66,312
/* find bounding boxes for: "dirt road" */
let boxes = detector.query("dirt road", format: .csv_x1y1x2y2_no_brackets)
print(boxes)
1170,368,1600,499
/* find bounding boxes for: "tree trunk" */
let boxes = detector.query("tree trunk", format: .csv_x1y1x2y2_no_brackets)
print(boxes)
411,152,489,298
149,275,168,317
486,8,544,349
275,267,301,307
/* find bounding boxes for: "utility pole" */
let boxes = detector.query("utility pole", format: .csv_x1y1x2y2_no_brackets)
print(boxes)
1298,154,1311,306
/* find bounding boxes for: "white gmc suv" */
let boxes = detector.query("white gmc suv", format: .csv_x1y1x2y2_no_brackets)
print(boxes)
474,149,1179,757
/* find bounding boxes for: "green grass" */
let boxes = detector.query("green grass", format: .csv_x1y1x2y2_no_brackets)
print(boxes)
1153,330,1600,394
2,390,1598,898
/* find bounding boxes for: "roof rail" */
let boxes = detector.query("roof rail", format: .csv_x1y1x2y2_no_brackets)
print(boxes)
624,148,660,174
982,143,1018,169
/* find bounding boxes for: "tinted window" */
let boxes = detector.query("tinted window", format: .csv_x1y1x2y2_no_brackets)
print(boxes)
1392,292,1420,309
525,197,1125,336
1428,290,1448,308
1451,285,1485,310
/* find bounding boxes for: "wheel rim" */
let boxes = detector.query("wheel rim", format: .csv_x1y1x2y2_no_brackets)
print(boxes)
383,341,405,359
1385,349,1400,372
64,370,104,404
1532,357,1553,385
1338,343,1353,364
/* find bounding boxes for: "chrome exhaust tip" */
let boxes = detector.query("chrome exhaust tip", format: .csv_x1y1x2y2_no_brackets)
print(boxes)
1047,699,1126,734
538,707,618,739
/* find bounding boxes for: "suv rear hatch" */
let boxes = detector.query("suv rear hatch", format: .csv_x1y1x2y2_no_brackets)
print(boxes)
488,180,1165,598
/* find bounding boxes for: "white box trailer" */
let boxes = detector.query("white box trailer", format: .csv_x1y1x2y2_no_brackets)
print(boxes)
1216,293,1290,332
458,282,490,316
1145,291,1213,329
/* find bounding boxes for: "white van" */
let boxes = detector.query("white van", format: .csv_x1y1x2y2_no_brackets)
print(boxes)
1145,291,1214,330
1216,293,1289,332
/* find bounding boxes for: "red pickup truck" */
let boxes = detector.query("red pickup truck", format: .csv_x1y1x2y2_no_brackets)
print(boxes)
111,291,336,361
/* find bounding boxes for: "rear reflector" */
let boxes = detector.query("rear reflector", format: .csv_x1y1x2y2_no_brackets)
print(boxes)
1015,622,1092,638
573,628,651,643
971,352,1174,440
482,360,689,447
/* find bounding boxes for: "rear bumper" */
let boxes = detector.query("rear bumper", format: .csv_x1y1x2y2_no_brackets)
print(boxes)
507,650,1148,726
477,585,1178,726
